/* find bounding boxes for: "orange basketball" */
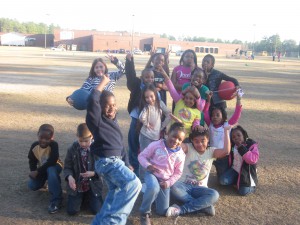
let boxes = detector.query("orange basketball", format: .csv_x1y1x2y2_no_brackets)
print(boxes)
218,81,236,100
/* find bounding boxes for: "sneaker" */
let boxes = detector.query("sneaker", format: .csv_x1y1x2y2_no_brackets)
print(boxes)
48,202,61,214
166,204,181,217
200,205,215,216
140,213,151,225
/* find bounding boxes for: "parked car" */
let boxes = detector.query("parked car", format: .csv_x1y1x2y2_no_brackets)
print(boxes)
133,49,143,55
119,49,126,54
51,45,66,51
175,50,184,56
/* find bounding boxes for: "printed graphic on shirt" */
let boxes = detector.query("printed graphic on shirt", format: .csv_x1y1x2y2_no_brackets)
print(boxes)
178,108,192,122
177,71,191,80
184,159,210,186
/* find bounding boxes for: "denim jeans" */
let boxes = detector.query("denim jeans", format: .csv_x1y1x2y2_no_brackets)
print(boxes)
140,172,170,216
91,156,141,225
138,133,154,182
28,164,63,205
219,168,256,196
128,117,140,176
213,155,230,179
67,189,103,215
171,181,219,215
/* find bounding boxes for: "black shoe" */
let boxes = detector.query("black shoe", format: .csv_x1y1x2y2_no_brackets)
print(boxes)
140,213,151,225
48,202,61,214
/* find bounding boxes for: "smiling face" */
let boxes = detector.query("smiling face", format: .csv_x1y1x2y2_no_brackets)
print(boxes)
191,135,209,154
211,108,224,126
153,54,165,69
166,129,185,149
102,95,117,119
183,92,196,108
94,61,106,77
231,129,245,147
142,71,155,84
202,56,214,73
144,89,156,106
38,131,53,148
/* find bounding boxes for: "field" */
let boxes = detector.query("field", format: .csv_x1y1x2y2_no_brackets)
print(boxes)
0,47,299,225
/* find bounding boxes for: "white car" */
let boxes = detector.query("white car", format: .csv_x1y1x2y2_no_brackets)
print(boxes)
51,46,66,51
133,49,143,55
175,50,184,56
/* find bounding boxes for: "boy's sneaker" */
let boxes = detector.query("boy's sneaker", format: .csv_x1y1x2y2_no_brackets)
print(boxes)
140,213,151,225
200,205,215,216
166,204,181,217
48,202,61,214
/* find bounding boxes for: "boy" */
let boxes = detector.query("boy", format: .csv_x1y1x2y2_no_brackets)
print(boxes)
64,123,103,215
86,74,141,225
28,124,63,214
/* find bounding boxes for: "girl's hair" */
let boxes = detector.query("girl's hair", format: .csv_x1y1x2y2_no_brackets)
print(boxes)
100,90,115,109
230,125,249,145
38,124,54,136
145,53,170,75
139,84,161,113
189,129,210,141
192,67,207,82
77,123,92,138
168,122,185,134
209,106,227,123
179,49,197,67
203,54,215,67
89,58,108,78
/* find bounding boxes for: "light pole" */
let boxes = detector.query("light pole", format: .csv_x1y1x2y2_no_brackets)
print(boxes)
44,14,50,49
253,24,256,53
131,14,135,52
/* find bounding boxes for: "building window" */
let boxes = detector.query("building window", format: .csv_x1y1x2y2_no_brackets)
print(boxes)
200,47,204,53
195,47,200,53
210,48,214,53
205,48,209,53
214,48,219,54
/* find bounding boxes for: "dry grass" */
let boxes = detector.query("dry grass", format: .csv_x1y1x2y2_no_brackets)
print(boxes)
0,47,299,225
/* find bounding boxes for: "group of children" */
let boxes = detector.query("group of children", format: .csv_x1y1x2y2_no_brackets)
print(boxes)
27,50,259,225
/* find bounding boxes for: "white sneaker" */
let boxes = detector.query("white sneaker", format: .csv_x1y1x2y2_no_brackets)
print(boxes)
141,183,147,193
166,204,181,217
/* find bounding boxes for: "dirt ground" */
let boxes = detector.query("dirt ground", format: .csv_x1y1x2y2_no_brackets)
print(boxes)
0,46,299,225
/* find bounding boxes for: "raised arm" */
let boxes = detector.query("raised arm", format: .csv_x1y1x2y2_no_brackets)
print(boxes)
125,53,140,91
213,125,232,158
228,93,242,125
107,54,125,81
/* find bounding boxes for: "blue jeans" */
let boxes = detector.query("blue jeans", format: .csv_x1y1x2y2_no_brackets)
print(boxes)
219,168,256,196
140,172,170,216
139,133,154,182
213,156,230,179
128,117,140,176
67,189,103,215
91,157,141,225
171,181,219,215
28,164,63,205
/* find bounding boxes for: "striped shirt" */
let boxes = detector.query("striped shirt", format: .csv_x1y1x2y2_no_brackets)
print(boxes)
81,59,125,93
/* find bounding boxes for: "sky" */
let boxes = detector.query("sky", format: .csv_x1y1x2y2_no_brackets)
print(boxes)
2,0,299,43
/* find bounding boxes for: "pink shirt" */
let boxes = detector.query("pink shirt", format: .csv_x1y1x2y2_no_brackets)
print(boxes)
173,65,192,87
138,139,186,188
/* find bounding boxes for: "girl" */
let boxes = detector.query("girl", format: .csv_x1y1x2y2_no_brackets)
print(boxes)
86,75,141,225
138,122,186,225
159,66,204,138
125,53,156,176
202,54,240,109
145,52,170,104
203,91,243,178
219,125,259,196
171,49,197,93
166,126,232,217
66,54,125,110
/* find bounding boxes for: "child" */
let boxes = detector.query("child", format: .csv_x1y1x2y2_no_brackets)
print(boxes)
219,125,259,196
159,65,203,138
202,54,240,109
182,68,210,101
171,49,197,93
28,124,63,214
125,53,157,176
138,122,186,225
204,91,243,178
66,54,125,110
166,126,232,217
86,74,141,225
63,123,103,215
139,84,180,180
145,52,170,104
